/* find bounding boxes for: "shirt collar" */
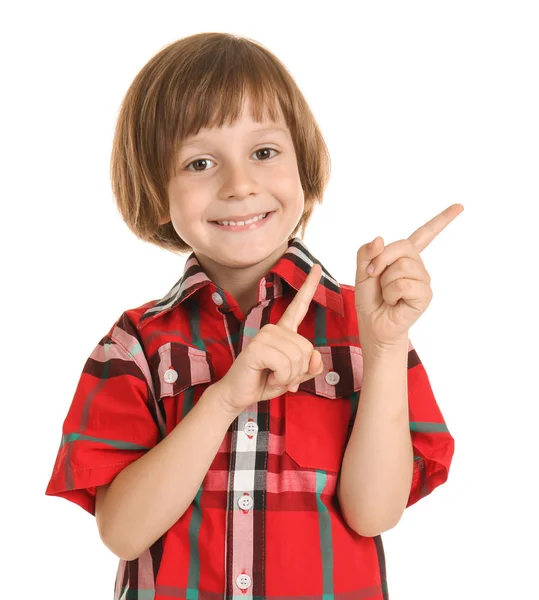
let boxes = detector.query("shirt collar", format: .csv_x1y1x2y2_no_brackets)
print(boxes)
139,237,344,328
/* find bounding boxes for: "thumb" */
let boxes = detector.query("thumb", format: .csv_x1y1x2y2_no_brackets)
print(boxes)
267,349,323,388
310,349,323,373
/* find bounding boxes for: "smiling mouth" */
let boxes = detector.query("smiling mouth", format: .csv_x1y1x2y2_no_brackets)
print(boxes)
210,211,275,228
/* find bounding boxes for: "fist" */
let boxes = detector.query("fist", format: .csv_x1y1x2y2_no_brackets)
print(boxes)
215,263,325,414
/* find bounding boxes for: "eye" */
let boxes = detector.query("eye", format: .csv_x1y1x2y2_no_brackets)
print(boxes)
185,148,279,172
253,147,279,160
186,158,215,173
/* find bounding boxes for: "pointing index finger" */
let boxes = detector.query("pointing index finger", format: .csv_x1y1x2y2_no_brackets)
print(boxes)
277,263,322,332
408,203,464,252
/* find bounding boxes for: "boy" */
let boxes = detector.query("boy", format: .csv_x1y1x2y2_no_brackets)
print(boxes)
45,32,456,599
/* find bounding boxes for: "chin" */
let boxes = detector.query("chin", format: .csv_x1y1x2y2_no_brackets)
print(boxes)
211,248,272,269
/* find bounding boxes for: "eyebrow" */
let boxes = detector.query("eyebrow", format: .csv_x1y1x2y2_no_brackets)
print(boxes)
179,126,289,149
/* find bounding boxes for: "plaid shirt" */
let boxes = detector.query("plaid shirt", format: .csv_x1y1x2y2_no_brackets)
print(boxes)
45,236,454,600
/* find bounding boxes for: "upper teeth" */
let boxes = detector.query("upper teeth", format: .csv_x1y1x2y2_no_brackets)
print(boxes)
217,213,267,226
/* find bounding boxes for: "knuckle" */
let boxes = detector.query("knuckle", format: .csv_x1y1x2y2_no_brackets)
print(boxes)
259,325,276,341
290,347,303,367
302,338,314,353
301,342,314,369
248,338,259,350
256,331,268,344
304,344,314,363
247,339,262,356
281,355,293,378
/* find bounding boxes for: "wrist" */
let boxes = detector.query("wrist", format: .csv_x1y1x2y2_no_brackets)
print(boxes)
360,334,409,359
206,380,243,420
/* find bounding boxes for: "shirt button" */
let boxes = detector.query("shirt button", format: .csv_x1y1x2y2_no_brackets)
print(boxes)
164,368,178,384
325,370,340,385
238,493,254,511
211,292,224,305
244,420,258,437
236,574,252,590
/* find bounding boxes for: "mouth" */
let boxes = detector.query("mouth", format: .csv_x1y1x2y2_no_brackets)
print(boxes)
210,211,275,232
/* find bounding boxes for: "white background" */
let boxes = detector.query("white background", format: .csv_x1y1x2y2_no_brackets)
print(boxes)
2,1,538,598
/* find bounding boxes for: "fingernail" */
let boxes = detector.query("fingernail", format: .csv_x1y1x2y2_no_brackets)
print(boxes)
367,263,375,274
290,383,299,392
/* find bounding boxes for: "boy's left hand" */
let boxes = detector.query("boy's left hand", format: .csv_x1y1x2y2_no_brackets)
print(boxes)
354,203,464,352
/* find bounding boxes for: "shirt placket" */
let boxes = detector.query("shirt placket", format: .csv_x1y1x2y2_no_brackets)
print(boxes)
211,284,274,599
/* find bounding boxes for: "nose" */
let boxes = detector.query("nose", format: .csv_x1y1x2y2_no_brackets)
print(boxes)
219,162,261,200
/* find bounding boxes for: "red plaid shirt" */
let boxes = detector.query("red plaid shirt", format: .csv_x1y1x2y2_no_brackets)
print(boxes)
45,236,454,600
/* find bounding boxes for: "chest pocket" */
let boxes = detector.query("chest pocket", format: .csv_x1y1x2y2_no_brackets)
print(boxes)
151,341,214,404
285,345,363,473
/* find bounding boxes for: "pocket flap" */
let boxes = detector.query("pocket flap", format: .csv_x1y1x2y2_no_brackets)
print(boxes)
152,342,214,398
296,344,363,399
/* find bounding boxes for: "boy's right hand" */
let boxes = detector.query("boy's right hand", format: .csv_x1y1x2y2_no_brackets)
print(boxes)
214,263,325,415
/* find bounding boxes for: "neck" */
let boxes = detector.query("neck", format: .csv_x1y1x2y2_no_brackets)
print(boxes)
196,240,290,315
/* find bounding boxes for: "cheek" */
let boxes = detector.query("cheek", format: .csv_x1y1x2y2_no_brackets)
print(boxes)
166,200,201,242
291,179,305,215
294,190,305,220
274,166,304,203
169,183,207,220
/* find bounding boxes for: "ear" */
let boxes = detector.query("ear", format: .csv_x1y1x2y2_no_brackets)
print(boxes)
158,214,171,226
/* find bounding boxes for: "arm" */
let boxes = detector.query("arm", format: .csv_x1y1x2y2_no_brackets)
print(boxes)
337,337,414,537
96,382,240,561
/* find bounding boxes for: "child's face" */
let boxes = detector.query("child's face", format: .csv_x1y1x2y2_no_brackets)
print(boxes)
163,95,304,270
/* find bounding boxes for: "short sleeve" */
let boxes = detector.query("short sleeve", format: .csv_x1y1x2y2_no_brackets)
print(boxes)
44,314,161,516
406,340,455,508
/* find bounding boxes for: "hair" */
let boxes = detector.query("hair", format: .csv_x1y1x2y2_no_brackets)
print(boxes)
110,32,331,254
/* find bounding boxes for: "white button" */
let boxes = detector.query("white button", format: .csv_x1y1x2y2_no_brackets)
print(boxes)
164,368,178,383
325,371,340,385
244,420,259,436
236,574,252,590
211,292,223,305
238,494,254,511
